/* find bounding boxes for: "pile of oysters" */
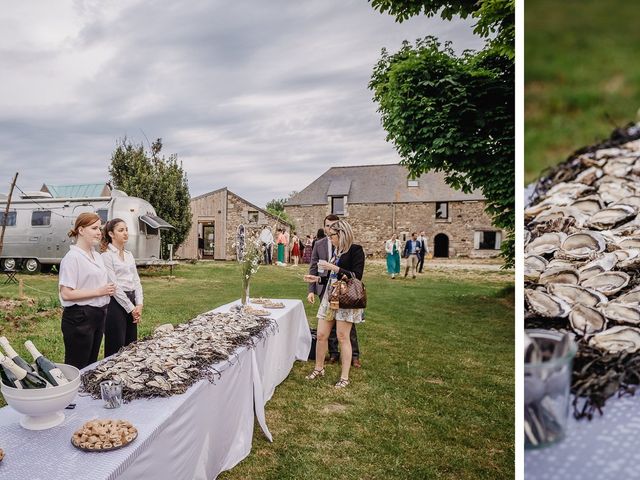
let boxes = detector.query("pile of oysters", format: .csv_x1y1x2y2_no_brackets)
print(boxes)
525,137,640,354
81,310,274,402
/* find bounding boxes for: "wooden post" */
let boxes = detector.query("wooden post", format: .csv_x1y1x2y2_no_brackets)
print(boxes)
0,172,19,258
18,279,24,299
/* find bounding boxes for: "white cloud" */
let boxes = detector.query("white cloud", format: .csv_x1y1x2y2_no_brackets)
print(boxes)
0,0,484,206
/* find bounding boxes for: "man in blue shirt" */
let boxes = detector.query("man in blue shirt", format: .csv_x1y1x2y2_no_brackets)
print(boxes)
403,232,422,279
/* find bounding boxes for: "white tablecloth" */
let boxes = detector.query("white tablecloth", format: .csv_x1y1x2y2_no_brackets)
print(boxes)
0,299,312,480
524,394,640,479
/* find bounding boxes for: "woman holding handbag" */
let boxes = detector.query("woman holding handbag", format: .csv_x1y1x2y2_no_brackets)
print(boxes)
303,219,365,388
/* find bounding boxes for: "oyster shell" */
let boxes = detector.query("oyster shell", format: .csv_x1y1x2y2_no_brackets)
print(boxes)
588,326,640,353
546,283,607,307
581,271,630,296
525,232,567,256
578,252,618,281
571,195,603,214
587,205,636,230
524,289,571,318
558,231,606,259
601,303,640,325
532,207,588,228
539,266,580,285
614,287,640,305
569,303,607,335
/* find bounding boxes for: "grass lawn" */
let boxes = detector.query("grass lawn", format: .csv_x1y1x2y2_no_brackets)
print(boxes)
525,0,640,183
0,260,514,479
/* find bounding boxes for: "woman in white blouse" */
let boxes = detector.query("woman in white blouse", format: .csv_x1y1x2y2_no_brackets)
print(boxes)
59,213,116,369
101,218,144,357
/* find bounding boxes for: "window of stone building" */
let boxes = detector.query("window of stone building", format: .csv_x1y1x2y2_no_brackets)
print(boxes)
248,210,259,223
435,202,448,219
474,231,501,250
331,196,344,215
407,179,419,187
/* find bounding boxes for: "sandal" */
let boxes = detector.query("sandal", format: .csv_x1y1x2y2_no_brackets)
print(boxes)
305,368,325,380
334,378,350,389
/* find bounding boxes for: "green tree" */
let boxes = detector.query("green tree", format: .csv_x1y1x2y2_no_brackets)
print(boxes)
266,192,297,229
369,0,514,58
368,1,514,267
109,138,192,258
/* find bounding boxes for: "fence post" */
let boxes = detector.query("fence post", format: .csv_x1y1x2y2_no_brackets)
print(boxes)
18,279,24,299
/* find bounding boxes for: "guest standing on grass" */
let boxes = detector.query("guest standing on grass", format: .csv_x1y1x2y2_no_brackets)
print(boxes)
291,231,301,265
259,225,274,265
304,219,365,388
417,230,428,273
276,228,286,264
59,213,115,369
302,235,313,264
101,218,144,357
385,233,402,279
403,232,421,279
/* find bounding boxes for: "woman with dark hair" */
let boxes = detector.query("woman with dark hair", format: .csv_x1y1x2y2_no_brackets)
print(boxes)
59,212,115,369
302,235,313,264
312,228,325,250
101,218,144,357
304,219,365,388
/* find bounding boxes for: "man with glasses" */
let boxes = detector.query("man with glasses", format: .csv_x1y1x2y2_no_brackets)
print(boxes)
307,214,361,367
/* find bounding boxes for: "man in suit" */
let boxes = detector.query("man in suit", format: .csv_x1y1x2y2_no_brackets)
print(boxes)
417,230,428,273
403,232,421,279
307,214,361,367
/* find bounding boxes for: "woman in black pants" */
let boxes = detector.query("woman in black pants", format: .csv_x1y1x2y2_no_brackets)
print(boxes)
59,213,115,369
101,218,144,357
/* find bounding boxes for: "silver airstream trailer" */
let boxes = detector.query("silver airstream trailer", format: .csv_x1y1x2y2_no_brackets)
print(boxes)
0,189,173,272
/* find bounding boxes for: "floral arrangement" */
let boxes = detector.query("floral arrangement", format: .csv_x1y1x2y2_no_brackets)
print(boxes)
235,225,263,305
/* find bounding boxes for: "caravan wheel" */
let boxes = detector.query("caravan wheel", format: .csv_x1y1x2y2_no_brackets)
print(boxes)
1,258,16,271
24,259,41,273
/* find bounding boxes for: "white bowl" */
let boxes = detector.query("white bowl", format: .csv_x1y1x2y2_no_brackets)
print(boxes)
1,363,80,430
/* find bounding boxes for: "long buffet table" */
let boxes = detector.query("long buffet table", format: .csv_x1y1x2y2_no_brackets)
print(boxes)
0,299,312,480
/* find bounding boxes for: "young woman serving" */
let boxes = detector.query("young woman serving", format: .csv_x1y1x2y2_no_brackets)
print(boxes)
101,218,144,357
59,213,115,369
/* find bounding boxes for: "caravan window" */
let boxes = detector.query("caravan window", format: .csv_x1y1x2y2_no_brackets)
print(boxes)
139,219,158,236
31,210,51,226
97,209,109,223
0,211,16,226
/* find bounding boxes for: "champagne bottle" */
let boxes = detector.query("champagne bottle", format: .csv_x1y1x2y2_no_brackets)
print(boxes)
0,353,49,389
0,336,35,373
0,354,22,389
24,340,69,386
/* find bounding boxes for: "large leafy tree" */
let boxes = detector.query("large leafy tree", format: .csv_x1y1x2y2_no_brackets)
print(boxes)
109,138,192,258
368,0,514,267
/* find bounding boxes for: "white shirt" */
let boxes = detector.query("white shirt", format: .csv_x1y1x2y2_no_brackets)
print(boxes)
259,228,274,245
59,245,111,308
101,243,144,313
419,236,429,253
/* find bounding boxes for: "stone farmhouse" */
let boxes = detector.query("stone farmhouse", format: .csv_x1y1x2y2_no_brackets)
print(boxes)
175,188,290,260
284,164,503,258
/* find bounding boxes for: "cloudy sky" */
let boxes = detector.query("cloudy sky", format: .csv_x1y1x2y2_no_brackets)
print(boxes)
0,1,484,207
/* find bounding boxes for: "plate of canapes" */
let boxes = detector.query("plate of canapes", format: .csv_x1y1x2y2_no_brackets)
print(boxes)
263,300,285,309
242,306,271,316
71,419,138,452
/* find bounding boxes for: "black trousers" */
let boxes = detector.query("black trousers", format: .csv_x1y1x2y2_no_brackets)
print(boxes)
61,304,107,370
328,322,360,359
263,243,272,264
417,252,425,273
104,292,138,358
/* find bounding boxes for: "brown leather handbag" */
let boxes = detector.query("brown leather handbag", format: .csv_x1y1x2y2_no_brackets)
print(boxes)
330,273,367,309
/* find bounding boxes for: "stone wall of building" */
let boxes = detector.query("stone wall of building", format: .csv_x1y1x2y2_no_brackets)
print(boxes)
285,200,502,259
225,192,290,261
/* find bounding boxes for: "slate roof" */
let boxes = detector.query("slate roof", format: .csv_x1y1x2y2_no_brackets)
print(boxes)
286,164,485,205
41,183,111,198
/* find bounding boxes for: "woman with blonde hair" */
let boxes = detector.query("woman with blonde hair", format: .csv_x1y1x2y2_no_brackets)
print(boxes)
59,212,115,369
101,218,144,357
303,219,365,388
